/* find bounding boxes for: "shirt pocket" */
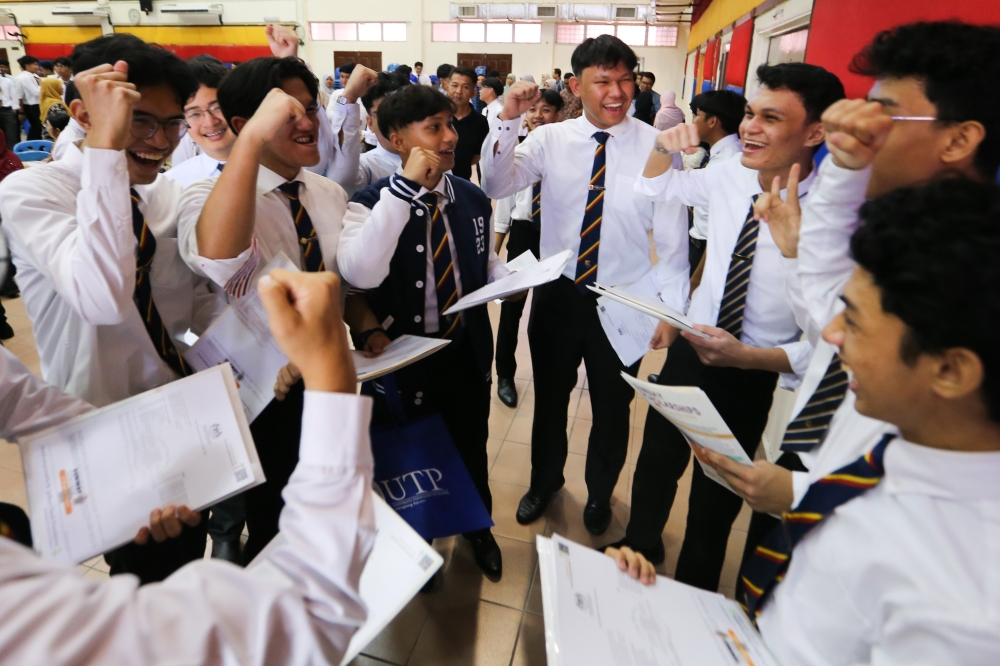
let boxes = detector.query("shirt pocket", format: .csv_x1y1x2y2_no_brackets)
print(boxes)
607,174,639,216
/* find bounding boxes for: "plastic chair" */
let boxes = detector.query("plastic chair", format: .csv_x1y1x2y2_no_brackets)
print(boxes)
13,140,53,162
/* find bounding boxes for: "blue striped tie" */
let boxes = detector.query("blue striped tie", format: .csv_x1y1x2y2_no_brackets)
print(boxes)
420,192,462,339
574,131,609,293
717,197,760,339
277,181,324,273
531,181,541,224
780,355,850,452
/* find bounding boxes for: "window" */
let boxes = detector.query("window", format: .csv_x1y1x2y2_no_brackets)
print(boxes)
586,24,615,39
333,23,357,41
514,23,541,43
315,22,407,43
310,22,333,41
616,24,646,46
647,25,679,47
459,22,486,43
486,23,513,43
556,24,584,44
555,23,679,47
383,23,407,42
767,28,809,64
432,22,459,42
357,23,381,41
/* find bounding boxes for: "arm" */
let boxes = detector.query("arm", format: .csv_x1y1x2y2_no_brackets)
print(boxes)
479,81,544,199
493,194,513,252
0,347,92,442
321,102,361,193
635,124,714,209
650,197,691,314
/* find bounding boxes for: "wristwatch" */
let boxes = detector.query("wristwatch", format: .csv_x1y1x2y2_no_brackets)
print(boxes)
336,94,352,105
655,145,672,155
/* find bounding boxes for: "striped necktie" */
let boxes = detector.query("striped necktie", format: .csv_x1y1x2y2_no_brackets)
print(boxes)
717,196,761,339
531,181,541,224
419,191,462,339
738,434,895,619
130,188,191,378
277,181,324,273
574,131,610,293
780,354,850,452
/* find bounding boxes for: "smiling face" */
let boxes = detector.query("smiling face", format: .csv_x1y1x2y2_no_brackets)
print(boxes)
266,77,320,170
571,62,635,129
526,98,562,130
448,73,476,109
739,85,822,173
125,84,186,185
184,85,236,161
324,75,334,89
391,110,458,174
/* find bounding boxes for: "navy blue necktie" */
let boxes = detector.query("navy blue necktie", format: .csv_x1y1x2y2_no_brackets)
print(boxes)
531,181,541,224
781,355,850,452
717,197,760,339
574,131,609,293
419,192,462,339
277,181,324,273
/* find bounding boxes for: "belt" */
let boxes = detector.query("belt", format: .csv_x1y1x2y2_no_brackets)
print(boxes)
690,236,706,249
512,218,540,229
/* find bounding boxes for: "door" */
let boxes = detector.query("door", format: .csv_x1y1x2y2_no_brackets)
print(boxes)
456,53,512,80
334,51,383,72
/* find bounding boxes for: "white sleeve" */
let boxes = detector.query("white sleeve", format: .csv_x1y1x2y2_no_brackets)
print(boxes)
0,347,93,441
337,175,417,289
324,103,362,195
781,256,824,347
0,149,137,326
650,198,691,313
494,194,514,234
479,117,543,199
776,340,814,391
635,158,714,209
0,392,375,666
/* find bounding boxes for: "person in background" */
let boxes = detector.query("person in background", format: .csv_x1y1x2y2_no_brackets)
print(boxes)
320,72,336,100
14,56,42,141
414,61,432,86
545,70,559,91
39,61,55,78
435,64,453,94
492,88,564,408
504,73,515,97
50,82,87,161
43,109,69,143
480,76,504,126
53,57,72,86
38,78,65,140
638,72,660,116
0,129,20,340
633,89,655,125
448,66,490,181
553,68,564,92
326,61,369,135
394,65,413,88
355,72,403,189
560,71,582,120
0,61,19,149
653,89,686,130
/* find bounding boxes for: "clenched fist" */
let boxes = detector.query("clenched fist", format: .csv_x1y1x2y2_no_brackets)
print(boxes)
500,81,540,121
77,62,141,152
343,65,379,104
654,123,701,155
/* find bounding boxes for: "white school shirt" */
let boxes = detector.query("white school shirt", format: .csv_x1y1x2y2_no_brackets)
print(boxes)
309,100,362,195
0,76,18,110
480,113,690,313
0,347,92,442
164,152,223,189
325,90,369,135
759,438,1000,666
689,133,742,241
51,118,86,161
338,172,508,333
417,72,433,86
636,154,816,387
14,71,40,105
0,144,224,407
482,98,503,126
493,185,534,235
356,144,401,190
170,132,201,168
178,165,348,297
0,390,376,666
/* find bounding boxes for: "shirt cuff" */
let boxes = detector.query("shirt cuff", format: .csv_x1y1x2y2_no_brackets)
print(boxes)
491,116,520,151
300,391,374,468
791,470,810,509
777,339,814,391
636,171,670,199
817,153,873,199
192,242,259,291
80,147,129,190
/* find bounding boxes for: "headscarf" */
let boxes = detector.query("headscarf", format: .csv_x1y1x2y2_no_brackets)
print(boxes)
40,78,65,123
634,90,655,125
520,74,536,84
0,130,24,182
654,90,686,131
505,74,515,96
320,73,336,97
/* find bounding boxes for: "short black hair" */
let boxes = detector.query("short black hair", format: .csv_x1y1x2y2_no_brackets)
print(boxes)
415,61,423,68
63,80,80,105
641,71,655,84
394,64,412,82
45,109,70,132
755,62,845,124
691,90,747,135
340,61,356,76
563,71,573,80
488,70,500,78
450,66,477,85
851,178,1000,422
69,35,197,106
17,56,38,68
39,61,54,71
217,56,318,133
571,35,638,77
482,77,503,97
554,68,561,76
850,21,1000,181
436,63,453,80
538,88,564,111
54,57,71,68
187,55,228,93
377,83,456,139
362,71,403,113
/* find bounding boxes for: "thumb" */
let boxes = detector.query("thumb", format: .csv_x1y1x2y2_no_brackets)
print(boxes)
113,60,128,75
259,274,300,334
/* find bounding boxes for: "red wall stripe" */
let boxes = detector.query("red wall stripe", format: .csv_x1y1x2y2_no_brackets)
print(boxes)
26,43,271,64
725,20,754,90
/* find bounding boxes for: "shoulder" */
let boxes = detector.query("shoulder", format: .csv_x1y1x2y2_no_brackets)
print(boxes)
350,178,390,209
447,176,490,207
301,169,347,201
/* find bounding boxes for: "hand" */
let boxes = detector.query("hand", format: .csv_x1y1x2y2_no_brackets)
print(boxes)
753,163,801,258
363,330,391,357
649,321,679,350
77,62,140,151
605,546,656,585
702,450,794,514
133,504,202,545
655,123,701,155
821,99,894,171
258,270,356,393
503,290,528,302
274,362,302,401
500,81,540,121
402,147,442,189
265,24,300,59
682,325,750,368
240,88,307,146
342,65,378,104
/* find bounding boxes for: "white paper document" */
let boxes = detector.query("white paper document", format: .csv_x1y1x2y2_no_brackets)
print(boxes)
353,335,450,382
185,254,297,423
622,374,753,492
590,283,712,340
22,365,262,565
247,493,444,665
506,249,539,272
538,534,780,666
595,271,664,367
443,249,573,315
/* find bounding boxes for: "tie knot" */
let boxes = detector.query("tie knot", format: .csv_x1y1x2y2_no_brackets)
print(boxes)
593,131,610,145
419,191,439,209
278,181,301,198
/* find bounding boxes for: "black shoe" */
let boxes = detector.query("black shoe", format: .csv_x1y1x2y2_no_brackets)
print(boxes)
211,539,243,565
647,373,659,384
0,321,12,341
600,537,666,566
468,531,503,578
0,283,18,299
583,499,613,536
497,377,518,408
517,486,559,525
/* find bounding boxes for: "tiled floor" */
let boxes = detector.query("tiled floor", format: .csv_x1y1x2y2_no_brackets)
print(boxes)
0,282,754,665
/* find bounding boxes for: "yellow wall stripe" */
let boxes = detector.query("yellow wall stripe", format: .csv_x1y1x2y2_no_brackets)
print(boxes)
688,0,769,51
114,26,270,46
20,26,103,44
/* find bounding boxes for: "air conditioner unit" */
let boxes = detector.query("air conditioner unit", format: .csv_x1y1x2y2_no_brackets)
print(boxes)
51,7,110,16
530,4,564,20
159,4,222,14
570,4,611,21
614,5,638,20
485,3,529,20
454,4,482,19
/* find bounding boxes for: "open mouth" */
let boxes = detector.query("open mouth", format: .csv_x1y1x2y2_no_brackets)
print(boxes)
293,135,317,147
743,139,767,151
603,102,625,115
201,128,226,141
128,151,167,168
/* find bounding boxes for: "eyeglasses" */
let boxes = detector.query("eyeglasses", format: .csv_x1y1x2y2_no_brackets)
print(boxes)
184,103,224,124
130,114,189,142
890,116,937,121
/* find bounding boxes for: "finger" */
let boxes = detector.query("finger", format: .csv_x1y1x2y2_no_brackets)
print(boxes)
641,560,656,584
686,122,699,147
176,505,203,527
786,163,801,208
148,508,168,543
771,174,781,200
752,192,772,222
625,549,641,578
133,526,149,545
258,273,301,337
160,505,184,539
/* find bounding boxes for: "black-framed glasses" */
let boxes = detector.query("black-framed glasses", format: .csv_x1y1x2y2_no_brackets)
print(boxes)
184,103,224,124
130,114,189,142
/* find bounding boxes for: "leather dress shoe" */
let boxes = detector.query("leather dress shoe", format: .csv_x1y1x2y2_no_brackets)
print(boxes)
647,373,659,384
468,531,503,578
583,499,613,536
211,539,243,565
601,537,666,566
497,377,518,408
517,486,559,525
0,321,13,340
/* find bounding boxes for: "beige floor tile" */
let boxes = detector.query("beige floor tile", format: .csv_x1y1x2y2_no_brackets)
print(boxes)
659,516,687,578
719,527,749,593
431,535,535,611
610,464,631,508
718,585,736,601
362,594,432,665
733,498,752,531
566,417,590,455
488,441,531,488
510,611,547,666
407,599,522,666
486,438,503,474
488,481,546,544
7,491,28,514
513,362,534,382
490,378,530,411
504,409,534,445
17,347,41,376
525,562,543,615
487,408,514,440
544,493,627,549
575,389,592,420
0,442,22,473
566,387,582,417
516,381,535,411
83,568,109,581
0,465,25,501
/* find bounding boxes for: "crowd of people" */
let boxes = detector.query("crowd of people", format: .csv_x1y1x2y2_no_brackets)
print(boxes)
0,16,998,666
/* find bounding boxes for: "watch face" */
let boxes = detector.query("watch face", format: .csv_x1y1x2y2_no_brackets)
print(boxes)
128,8,141,24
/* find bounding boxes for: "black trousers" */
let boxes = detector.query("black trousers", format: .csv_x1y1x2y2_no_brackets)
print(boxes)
627,337,778,591
528,276,640,502
242,381,304,564
0,107,18,148
739,452,806,571
370,335,492,517
23,104,41,141
495,219,541,380
689,236,706,276
208,492,245,544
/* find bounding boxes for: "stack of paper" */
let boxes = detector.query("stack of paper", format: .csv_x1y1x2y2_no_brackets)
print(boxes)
590,283,711,339
353,335,451,382
22,365,263,565
537,533,779,666
443,249,574,315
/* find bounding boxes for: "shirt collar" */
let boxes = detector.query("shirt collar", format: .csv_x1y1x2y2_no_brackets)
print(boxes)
745,159,818,199
577,112,634,140
257,165,306,196
884,438,1000,501
371,144,401,164
713,133,741,154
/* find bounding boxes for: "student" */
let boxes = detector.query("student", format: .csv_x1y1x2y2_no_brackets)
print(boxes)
0,61,19,149
338,84,511,578
480,35,690,536
325,61,368,134
560,71,582,120
479,76,504,126
0,269,378,666
448,66,490,181
0,34,225,582
39,61,55,78
178,56,381,563
492,89,564,408
355,73,403,190
638,71,660,116
14,56,41,141
610,63,844,593
435,64,453,94
164,56,236,188
414,61,432,86
50,81,87,161
53,56,72,85
43,109,69,142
